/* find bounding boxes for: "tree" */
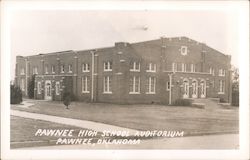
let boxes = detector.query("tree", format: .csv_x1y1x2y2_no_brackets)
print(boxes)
10,84,22,104
63,92,71,109
231,66,239,106
28,75,35,99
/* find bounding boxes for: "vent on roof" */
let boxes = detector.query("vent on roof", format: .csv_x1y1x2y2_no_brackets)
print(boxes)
115,42,129,47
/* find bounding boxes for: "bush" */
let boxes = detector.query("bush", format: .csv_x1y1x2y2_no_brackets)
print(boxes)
10,85,23,104
28,75,35,99
219,98,227,103
63,92,72,109
172,98,192,106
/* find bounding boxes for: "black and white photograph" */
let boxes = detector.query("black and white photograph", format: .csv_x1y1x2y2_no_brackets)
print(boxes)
1,1,249,160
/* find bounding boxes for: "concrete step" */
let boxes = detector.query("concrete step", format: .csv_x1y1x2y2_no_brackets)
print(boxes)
192,98,221,109
191,103,205,109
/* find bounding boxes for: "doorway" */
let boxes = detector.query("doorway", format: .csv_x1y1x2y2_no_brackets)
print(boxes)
44,80,52,100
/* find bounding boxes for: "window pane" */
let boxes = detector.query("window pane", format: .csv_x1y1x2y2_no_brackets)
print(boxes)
136,62,140,70
129,77,133,92
109,62,112,70
146,78,149,92
109,76,112,91
135,77,140,92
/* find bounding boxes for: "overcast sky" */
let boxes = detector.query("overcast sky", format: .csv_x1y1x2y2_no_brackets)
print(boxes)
10,9,239,79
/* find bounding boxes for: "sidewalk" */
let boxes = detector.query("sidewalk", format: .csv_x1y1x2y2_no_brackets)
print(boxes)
11,110,138,134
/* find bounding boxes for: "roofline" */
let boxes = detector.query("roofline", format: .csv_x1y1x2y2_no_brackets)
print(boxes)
18,36,228,57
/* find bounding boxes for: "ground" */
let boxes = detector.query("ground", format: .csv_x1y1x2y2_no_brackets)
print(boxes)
11,116,105,148
11,99,239,136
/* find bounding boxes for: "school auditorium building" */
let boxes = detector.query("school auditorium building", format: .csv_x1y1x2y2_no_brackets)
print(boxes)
15,36,232,104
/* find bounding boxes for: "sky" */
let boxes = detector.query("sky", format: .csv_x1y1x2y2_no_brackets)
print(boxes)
10,9,239,79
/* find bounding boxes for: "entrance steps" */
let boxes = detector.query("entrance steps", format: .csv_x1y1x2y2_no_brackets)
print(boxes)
191,98,222,109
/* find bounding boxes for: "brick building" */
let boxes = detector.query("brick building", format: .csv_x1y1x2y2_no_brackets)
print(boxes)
15,36,232,104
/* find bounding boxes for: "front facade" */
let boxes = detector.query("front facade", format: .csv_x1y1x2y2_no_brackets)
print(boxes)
15,36,232,104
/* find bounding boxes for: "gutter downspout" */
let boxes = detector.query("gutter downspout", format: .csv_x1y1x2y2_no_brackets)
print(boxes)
91,51,94,102
168,73,173,105
25,58,28,96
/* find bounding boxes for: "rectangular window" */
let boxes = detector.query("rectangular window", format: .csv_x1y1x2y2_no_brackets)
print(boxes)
61,65,65,73
45,65,48,74
55,82,60,95
181,63,186,72
209,67,215,76
33,67,38,74
82,76,89,93
82,63,90,72
51,65,55,74
172,63,177,72
68,64,72,73
104,61,112,71
211,80,214,88
130,61,140,72
103,76,112,93
21,79,25,91
191,64,196,72
146,77,156,94
146,63,156,72
37,82,41,94
219,69,226,76
129,76,140,94
20,68,25,75
166,81,170,91
219,80,225,94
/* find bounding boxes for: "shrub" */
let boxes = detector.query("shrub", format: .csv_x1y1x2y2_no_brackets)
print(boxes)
28,75,35,99
10,85,23,104
172,98,192,106
219,98,227,103
63,92,72,109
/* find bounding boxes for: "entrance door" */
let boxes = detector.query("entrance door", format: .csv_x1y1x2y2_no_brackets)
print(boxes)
200,80,206,98
183,79,189,98
44,80,52,100
192,79,198,98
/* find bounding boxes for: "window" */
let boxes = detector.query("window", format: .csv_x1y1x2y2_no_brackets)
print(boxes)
146,63,156,72
21,79,25,91
51,65,55,74
61,65,65,73
37,82,41,94
211,80,215,88
219,69,226,76
20,68,25,75
172,63,177,72
33,67,38,74
181,63,186,72
103,76,112,93
55,82,60,95
209,67,215,76
68,64,72,73
219,80,225,94
82,76,89,93
191,64,196,72
130,61,140,72
129,76,140,94
181,46,188,55
45,65,48,74
82,63,90,72
166,81,170,91
104,61,112,71
146,77,156,94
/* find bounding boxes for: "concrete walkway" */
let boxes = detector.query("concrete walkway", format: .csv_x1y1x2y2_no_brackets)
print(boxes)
11,101,35,108
11,110,138,134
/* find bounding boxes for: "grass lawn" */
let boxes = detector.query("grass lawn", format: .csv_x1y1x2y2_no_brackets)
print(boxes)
11,116,105,148
11,100,239,136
